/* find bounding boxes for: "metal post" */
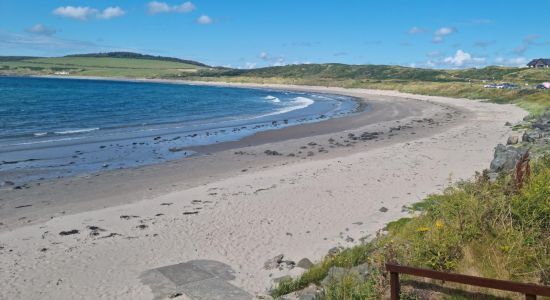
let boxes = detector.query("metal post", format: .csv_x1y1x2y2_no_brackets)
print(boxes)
390,271,400,300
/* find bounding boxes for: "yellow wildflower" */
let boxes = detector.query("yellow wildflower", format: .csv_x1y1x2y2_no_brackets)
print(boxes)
416,227,430,232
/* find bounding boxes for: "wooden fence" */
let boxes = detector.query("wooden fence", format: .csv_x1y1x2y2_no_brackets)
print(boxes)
386,263,550,299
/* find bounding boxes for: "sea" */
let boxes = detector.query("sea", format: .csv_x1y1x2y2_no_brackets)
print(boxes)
0,76,359,183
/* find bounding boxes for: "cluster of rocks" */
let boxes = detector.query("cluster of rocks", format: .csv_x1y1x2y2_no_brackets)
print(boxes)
490,108,550,176
275,263,370,300
347,131,380,142
264,254,297,271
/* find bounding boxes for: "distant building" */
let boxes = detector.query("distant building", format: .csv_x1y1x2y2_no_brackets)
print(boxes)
527,58,550,68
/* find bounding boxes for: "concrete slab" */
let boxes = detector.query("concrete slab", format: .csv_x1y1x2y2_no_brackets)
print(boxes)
140,260,253,300
182,277,253,300
157,262,214,286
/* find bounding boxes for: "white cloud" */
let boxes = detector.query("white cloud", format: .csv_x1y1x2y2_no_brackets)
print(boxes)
443,49,485,67
26,24,57,36
272,57,285,66
148,1,196,14
431,26,457,44
426,51,443,57
259,52,269,60
53,6,125,20
53,6,97,20
432,36,444,44
408,27,426,34
97,7,126,19
197,15,213,25
494,57,528,67
435,27,456,36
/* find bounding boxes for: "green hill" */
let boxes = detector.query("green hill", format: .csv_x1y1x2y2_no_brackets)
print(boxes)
0,52,209,78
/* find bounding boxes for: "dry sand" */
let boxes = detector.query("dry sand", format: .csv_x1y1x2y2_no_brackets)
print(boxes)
0,83,526,299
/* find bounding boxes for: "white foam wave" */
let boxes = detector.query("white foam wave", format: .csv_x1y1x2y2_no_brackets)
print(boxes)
33,132,48,137
256,96,315,118
54,128,100,135
264,95,281,103
12,137,85,146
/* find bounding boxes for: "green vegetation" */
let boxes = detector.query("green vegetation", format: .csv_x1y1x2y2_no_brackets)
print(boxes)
64,51,209,67
0,52,209,78
273,156,550,299
185,64,550,116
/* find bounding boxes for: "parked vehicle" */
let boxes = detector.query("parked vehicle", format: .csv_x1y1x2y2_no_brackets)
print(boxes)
484,83,497,88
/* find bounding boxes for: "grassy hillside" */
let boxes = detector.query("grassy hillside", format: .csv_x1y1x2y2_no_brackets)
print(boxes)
185,64,550,116
0,53,209,78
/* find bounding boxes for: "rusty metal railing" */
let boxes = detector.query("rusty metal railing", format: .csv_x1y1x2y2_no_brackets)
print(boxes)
386,263,550,299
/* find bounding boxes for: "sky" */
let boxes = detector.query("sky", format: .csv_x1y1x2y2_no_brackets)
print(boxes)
1,1,549,69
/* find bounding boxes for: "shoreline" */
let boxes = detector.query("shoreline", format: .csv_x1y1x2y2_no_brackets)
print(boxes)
0,81,527,299
1,75,365,185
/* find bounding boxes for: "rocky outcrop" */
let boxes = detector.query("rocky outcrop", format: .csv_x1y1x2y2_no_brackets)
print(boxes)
489,144,527,173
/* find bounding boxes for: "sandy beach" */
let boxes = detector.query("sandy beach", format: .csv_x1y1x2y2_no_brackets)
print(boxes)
0,83,526,299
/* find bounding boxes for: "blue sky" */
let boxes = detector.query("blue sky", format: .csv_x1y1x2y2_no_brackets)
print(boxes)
1,1,549,69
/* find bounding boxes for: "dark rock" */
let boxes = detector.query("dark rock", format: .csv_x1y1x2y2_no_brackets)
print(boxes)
136,224,148,230
168,293,183,299
297,284,325,300
120,215,140,220
264,254,284,270
99,233,121,239
168,147,186,152
522,131,542,142
507,135,519,145
320,266,347,286
0,181,15,188
160,203,173,206
15,204,32,209
489,144,526,172
59,229,79,236
307,151,314,157
183,211,199,215
264,150,282,156
297,258,314,269
87,226,106,236
379,206,388,213
328,247,341,256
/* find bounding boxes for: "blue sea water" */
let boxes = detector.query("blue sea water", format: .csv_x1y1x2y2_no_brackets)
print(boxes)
0,76,358,183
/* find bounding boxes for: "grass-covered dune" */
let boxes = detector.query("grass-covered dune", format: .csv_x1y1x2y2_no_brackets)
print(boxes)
190,64,550,116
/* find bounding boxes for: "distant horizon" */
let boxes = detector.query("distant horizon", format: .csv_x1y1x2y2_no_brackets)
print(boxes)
1,51,547,71
1,1,549,69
